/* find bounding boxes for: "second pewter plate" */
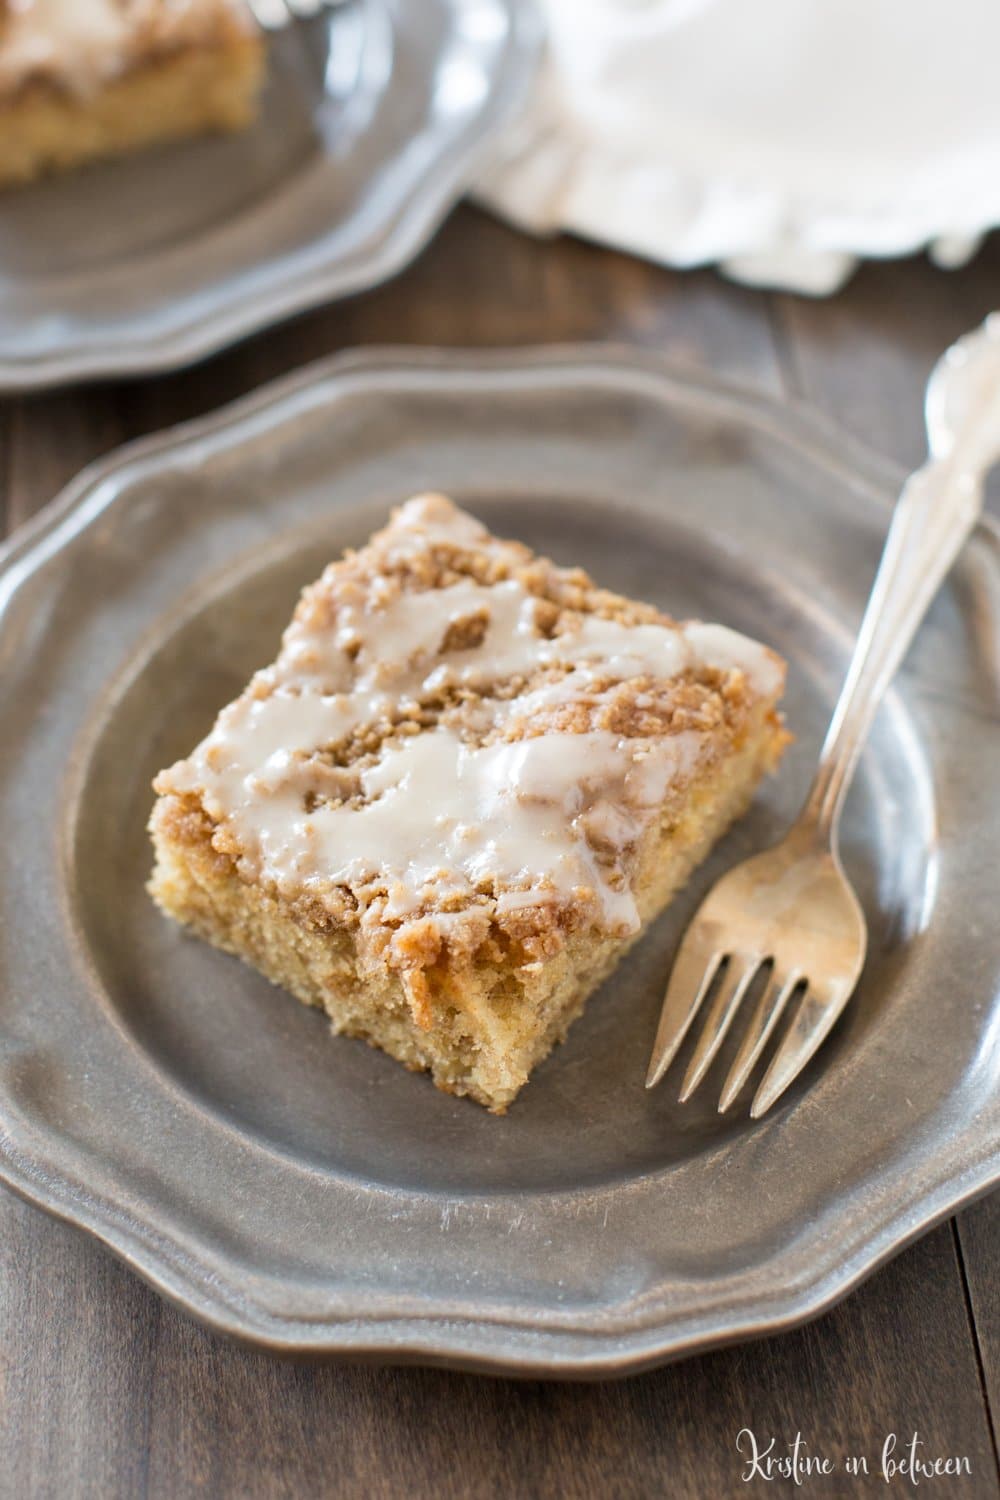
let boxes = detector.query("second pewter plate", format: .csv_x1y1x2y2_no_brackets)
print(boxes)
0,347,997,1374
0,0,540,390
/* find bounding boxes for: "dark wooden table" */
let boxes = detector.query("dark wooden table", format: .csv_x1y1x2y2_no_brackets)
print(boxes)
1,207,998,1500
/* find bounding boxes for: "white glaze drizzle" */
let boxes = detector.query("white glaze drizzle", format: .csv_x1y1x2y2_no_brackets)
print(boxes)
161,496,781,935
0,0,250,97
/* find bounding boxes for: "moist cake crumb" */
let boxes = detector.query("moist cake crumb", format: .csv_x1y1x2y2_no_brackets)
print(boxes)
149,494,790,1110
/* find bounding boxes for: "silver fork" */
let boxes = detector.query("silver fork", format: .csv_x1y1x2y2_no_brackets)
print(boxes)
646,313,1000,1119
246,0,345,28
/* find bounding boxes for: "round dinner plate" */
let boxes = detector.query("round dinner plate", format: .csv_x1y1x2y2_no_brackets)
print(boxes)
0,348,997,1376
0,0,540,391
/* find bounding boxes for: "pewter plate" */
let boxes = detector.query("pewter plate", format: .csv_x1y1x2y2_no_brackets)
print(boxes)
0,0,540,391
0,348,997,1376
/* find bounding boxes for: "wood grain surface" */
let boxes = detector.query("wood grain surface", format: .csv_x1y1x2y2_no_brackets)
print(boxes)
1,206,997,1500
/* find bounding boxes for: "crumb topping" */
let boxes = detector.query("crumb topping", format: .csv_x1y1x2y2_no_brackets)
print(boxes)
0,0,255,98
155,495,785,979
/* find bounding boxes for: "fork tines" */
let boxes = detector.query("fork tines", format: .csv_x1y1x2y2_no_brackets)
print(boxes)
646,934,859,1119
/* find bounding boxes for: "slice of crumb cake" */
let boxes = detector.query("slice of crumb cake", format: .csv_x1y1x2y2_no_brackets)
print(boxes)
149,494,789,1110
0,0,263,189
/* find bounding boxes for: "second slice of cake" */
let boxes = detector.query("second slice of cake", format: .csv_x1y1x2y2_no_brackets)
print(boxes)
0,0,264,188
150,495,789,1110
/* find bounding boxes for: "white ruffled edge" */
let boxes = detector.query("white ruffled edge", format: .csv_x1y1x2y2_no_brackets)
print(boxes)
473,64,990,295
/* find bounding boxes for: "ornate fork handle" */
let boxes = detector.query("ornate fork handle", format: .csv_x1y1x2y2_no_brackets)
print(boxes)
802,317,1000,842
